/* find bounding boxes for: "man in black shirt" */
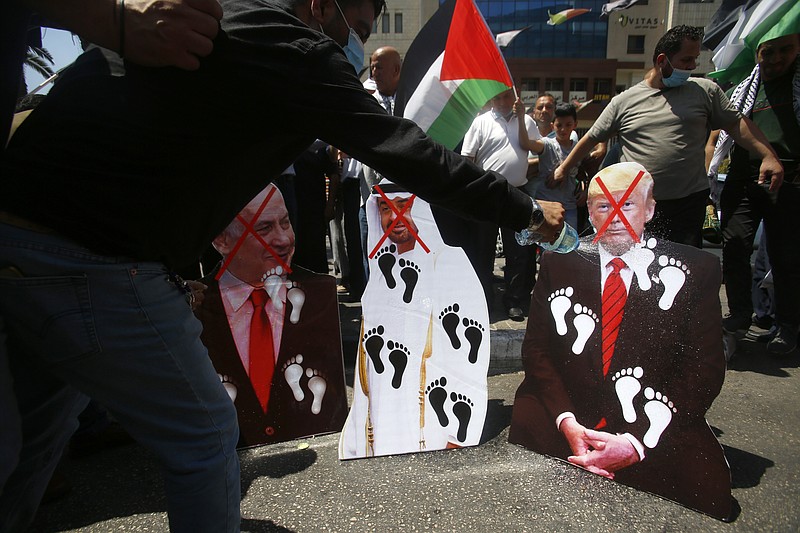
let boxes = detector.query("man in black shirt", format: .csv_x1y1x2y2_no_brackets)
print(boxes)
717,33,800,356
0,0,564,530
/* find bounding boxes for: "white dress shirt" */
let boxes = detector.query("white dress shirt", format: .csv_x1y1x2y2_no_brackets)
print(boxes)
218,270,286,373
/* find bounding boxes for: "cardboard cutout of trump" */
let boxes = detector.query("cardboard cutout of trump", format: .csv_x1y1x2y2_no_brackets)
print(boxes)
509,162,732,519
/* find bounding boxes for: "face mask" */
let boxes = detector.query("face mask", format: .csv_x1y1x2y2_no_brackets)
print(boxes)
334,1,365,75
661,57,692,88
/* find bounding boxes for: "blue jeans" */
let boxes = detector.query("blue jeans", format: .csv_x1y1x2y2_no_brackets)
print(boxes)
0,222,240,532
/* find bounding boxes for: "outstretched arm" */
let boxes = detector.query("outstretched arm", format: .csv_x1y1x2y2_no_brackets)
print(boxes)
22,0,223,70
514,98,544,154
553,133,599,185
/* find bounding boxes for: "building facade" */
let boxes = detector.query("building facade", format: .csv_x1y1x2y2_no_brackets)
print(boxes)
362,0,440,75
361,0,720,128
607,0,717,90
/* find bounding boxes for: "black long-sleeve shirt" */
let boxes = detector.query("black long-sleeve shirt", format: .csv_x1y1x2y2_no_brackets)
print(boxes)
1,0,531,268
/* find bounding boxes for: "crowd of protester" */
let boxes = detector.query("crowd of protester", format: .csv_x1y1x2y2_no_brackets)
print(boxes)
1,1,798,529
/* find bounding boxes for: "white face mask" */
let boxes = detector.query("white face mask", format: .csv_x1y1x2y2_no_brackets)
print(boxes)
333,1,365,75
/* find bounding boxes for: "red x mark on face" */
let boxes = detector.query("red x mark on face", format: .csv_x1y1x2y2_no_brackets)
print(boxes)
215,186,293,281
368,185,430,258
591,170,645,245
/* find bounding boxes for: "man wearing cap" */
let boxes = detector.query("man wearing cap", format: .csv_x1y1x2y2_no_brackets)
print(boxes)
510,162,731,519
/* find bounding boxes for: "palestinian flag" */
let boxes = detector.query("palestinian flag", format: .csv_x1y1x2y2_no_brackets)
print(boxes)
600,0,641,17
547,8,591,26
702,0,754,50
709,0,800,85
394,0,513,150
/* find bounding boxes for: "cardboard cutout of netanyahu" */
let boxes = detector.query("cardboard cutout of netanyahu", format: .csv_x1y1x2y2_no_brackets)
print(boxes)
510,162,732,520
195,184,348,447
339,182,490,458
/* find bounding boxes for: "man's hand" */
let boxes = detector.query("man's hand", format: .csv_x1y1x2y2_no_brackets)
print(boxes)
758,154,784,192
567,428,640,479
552,164,567,186
125,0,223,70
513,98,526,118
536,199,565,242
185,280,208,311
26,0,223,70
559,417,591,456
587,143,607,164
559,418,613,478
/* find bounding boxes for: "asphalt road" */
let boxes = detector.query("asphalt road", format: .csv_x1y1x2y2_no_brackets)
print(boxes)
29,332,800,533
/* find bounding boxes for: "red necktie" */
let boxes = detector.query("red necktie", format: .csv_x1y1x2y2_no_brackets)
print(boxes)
601,257,627,377
249,289,275,412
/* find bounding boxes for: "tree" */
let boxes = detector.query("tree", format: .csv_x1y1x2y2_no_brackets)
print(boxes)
20,45,55,98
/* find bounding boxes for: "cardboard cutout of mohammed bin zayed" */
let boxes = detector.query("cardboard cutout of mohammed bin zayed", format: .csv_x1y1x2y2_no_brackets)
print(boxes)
509,162,732,519
195,184,348,447
339,182,490,459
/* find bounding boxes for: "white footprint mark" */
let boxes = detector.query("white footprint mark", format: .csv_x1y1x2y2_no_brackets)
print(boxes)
656,255,689,311
306,368,327,415
548,287,574,336
218,374,237,402
286,282,305,324
262,266,285,312
642,386,677,448
629,238,656,291
612,366,643,423
282,354,305,401
571,304,598,355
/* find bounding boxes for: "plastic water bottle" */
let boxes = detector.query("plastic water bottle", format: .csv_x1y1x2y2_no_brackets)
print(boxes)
515,223,579,253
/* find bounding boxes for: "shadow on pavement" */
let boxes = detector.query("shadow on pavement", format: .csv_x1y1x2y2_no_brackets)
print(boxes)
241,447,318,487
480,398,512,443
31,446,165,532
241,517,295,532
723,444,774,490
726,337,799,377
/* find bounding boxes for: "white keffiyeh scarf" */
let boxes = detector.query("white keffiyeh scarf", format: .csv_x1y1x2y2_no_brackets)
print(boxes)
708,58,800,178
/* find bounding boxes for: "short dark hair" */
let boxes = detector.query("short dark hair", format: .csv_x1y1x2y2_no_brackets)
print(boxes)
340,0,386,18
553,103,577,123
652,25,703,64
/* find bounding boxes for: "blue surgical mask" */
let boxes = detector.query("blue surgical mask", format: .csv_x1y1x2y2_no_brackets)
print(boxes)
334,1,365,75
661,57,692,88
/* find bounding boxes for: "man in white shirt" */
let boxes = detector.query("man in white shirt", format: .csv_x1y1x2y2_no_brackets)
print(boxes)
370,46,401,114
357,46,404,285
510,162,731,519
461,88,541,320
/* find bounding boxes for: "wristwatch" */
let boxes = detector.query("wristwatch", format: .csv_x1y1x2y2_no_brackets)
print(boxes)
527,198,545,232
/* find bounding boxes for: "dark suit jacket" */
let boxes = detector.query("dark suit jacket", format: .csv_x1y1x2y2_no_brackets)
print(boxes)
195,265,347,447
510,240,731,519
